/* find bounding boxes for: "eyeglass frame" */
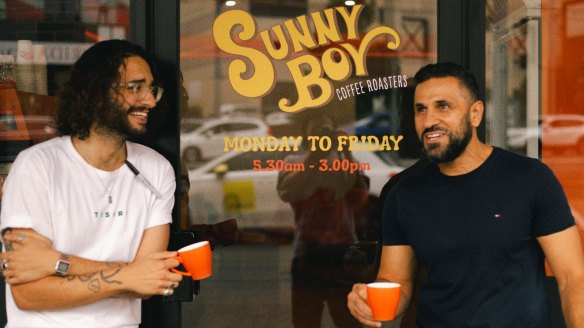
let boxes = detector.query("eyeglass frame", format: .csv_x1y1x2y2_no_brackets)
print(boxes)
113,81,164,102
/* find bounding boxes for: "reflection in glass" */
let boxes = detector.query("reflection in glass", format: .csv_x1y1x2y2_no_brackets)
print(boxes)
180,1,437,327
0,0,131,162
276,112,369,327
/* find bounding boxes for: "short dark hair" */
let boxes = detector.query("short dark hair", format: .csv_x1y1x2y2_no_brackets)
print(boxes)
56,39,157,139
413,62,479,102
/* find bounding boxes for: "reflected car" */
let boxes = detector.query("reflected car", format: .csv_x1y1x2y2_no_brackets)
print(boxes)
355,112,397,138
339,112,398,139
180,117,270,168
542,115,584,153
507,114,584,154
0,115,57,144
180,118,205,134
186,144,405,229
264,111,292,126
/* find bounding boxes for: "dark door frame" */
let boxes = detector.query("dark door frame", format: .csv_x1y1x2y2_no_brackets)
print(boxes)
130,2,182,328
438,0,487,140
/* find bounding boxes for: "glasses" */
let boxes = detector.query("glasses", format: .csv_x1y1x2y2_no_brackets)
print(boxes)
114,81,164,102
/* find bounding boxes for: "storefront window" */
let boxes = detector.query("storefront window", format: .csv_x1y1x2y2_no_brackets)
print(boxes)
540,0,584,251
486,0,540,158
0,0,131,182
179,1,436,326
0,2,131,320
486,0,584,268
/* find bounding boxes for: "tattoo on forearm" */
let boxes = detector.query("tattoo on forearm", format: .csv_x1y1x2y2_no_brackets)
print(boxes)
100,268,123,285
88,279,100,292
106,262,128,268
78,273,97,282
62,268,123,293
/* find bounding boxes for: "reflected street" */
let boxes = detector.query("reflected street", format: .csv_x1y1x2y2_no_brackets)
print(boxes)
181,244,401,328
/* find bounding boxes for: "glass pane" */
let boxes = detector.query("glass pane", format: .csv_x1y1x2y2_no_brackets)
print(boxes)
487,0,584,283
0,0,131,196
541,1,584,250
486,0,540,158
179,1,436,327
0,1,131,149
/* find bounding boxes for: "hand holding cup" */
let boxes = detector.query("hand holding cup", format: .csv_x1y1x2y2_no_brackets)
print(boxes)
170,241,212,280
366,282,401,321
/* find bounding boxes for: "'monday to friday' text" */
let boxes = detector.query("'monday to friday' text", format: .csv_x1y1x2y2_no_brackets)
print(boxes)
224,135,404,152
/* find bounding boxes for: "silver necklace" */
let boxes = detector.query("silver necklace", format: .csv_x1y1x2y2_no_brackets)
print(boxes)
93,167,120,204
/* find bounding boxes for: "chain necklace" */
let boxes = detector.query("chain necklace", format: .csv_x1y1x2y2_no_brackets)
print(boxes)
93,167,120,204
70,135,126,204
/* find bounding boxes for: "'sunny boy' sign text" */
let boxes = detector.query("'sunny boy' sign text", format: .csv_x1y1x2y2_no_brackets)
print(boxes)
212,5,401,113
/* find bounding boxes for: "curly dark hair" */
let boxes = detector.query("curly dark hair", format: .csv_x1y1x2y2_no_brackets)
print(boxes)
56,39,157,139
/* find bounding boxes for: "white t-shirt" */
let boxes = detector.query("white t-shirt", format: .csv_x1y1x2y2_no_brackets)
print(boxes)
0,136,175,328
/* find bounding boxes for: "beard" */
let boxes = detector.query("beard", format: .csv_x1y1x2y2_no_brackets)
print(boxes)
421,115,472,164
95,100,148,138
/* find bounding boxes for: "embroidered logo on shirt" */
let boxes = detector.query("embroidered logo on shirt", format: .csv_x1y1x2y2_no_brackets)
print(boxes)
94,210,126,218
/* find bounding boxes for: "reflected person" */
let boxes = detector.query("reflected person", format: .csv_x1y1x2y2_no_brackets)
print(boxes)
278,112,369,328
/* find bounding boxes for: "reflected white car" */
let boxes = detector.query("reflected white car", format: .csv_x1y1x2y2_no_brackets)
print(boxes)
264,111,292,126
507,114,584,154
186,144,405,229
180,117,269,168
543,115,584,153
0,115,57,144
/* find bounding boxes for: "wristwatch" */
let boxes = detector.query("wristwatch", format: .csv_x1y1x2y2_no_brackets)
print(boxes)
54,253,71,276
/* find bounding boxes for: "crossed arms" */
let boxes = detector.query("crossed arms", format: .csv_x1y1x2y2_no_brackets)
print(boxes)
0,224,182,310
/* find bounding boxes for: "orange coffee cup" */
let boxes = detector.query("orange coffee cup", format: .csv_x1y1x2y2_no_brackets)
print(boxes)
366,282,401,321
171,241,212,280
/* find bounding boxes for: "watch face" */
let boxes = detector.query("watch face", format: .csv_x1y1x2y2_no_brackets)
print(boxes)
56,261,70,274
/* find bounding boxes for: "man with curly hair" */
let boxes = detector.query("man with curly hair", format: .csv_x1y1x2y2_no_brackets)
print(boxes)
0,40,182,327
